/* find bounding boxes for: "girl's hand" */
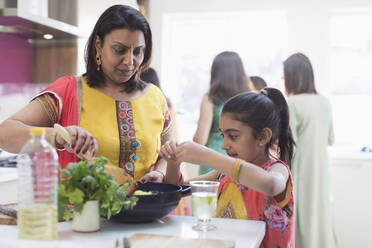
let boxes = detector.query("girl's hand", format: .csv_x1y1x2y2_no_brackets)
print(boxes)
55,125,98,160
175,141,206,165
157,140,178,162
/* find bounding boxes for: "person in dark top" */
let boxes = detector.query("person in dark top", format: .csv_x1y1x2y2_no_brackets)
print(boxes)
249,76,267,92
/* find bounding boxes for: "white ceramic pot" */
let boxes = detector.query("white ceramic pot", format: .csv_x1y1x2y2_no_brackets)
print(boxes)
73,200,100,232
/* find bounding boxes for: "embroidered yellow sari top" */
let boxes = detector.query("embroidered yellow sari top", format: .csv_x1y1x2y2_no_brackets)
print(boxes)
80,78,170,181
216,182,248,219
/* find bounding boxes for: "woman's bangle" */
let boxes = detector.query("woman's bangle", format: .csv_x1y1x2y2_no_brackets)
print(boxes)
50,129,65,151
154,170,165,182
231,158,242,182
177,173,184,185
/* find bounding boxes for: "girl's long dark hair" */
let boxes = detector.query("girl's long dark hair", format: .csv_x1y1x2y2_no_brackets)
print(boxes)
222,88,295,166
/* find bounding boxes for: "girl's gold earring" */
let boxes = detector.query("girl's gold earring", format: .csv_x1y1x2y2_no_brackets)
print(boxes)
96,53,101,71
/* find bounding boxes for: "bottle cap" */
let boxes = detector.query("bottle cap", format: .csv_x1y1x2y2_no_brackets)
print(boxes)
30,128,45,136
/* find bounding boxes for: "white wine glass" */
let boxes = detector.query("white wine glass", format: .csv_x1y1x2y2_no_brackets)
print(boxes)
190,180,220,231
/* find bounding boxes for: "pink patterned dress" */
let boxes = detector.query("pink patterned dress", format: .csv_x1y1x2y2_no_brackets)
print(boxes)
216,160,295,248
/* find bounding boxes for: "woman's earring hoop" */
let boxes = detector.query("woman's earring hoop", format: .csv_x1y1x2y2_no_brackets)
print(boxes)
96,52,101,71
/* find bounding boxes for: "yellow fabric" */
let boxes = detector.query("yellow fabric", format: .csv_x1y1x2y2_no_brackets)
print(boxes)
79,78,167,180
231,159,242,181
216,182,248,219
80,79,120,167
131,85,166,180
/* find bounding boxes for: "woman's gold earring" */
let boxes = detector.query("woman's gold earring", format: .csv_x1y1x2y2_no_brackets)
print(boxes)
96,52,101,71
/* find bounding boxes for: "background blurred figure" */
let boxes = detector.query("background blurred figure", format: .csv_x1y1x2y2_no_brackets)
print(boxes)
140,67,160,87
248,76,267,92
284,53,336,248
140,67,178,140
193,51,249,175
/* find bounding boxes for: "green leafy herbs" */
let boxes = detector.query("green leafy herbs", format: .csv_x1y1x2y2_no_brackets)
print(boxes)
58,156,137,221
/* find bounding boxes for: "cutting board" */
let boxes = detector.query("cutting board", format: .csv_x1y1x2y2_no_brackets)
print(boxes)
129,233,235,248
0,203,17,225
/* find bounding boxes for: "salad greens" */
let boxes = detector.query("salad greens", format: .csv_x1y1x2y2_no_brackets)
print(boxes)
58,156,137,221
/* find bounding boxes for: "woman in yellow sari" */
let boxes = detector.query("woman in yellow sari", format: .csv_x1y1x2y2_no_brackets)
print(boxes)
0,5,172,182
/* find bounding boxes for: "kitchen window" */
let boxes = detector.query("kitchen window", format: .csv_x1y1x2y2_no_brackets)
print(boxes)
161,11,288,141
329,9,372,148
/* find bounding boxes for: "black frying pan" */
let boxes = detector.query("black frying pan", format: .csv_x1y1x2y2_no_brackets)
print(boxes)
112,182,191,223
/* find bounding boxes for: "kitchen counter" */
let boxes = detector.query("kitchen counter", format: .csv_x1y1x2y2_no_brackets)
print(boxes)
329,147,372,167
0,215,265,248
0,151,18,204
0,168,17,183
0,168,17,204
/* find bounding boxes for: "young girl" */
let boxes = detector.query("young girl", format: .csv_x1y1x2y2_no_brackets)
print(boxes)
158,88,296,248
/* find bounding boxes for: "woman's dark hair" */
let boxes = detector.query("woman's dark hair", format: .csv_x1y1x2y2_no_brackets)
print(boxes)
250,76,267,91
84,5,152,93
284,53,317,95
222,88,295,166
140,67,160,87
209,51,249,105
139,67,173,108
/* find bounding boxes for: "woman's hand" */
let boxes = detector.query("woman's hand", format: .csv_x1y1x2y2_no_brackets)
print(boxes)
140,170,164,183
55,125,98,160
157,140,178,162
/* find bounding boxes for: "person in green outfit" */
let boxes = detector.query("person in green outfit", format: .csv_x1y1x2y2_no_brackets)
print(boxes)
193,51,250,175
284,53,336,248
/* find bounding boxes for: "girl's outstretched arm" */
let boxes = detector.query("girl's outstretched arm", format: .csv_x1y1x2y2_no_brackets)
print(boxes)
184,170,219,184
158,140,220,184
175,141,289,197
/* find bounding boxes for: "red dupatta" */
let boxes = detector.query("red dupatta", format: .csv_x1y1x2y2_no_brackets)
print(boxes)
38,76,80,168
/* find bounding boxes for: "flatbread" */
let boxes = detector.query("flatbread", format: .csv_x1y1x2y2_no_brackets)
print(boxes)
105,164,133,185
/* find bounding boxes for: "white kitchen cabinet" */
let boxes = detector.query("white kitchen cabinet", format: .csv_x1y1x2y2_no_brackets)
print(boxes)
331,150,372,248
